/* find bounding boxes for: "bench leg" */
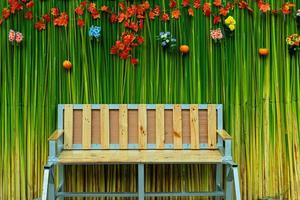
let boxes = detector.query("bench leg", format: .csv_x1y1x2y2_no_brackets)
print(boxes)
216,164,223,200
138,164,145,200
42,165,55,200
58,165,64,200
232,165,241,200
225,165,233,200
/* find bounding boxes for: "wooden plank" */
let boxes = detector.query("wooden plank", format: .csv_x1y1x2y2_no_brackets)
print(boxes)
119,104,128,149
100,104,110,149
190,104,199,149
82,104,92,149
208,104,217,148
156,105,165,148
58,150,223,164
64,105,73,149
173,104,182,149
217,130,232,140
48,130,64,141
138,104,147,149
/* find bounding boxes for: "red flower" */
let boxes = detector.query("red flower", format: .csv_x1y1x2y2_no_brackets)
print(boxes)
80,0,87,8
213,15,221,24
194,0,201,9
125,21,139,32
91,11,100,19
143,1,150,10
53,12,69,27
35,20,46,31
257,1,270,13
281,3,295,15
202,3,211,16
88,3,96,13
161,13,170,22
213,0,222,7
24,11,33,20
77,18,85,27
122,33,136,45
139,19,144,29
182,0,190,7
170,0,177,8
110,45,118,54
2,8,10,19
188,8,194,16
119,2,126,10
42,14,51,23
101,5,109,12
9,0,23,13
118,12,126,22
26,1,34,8
149,11,156,20
119,50,129,59
239,1,248,9
219,3,230,16
51,8,59,17
131,58,138,65
171,9,181,19
137,36,144,44
110,13,118,23
75,6,84,15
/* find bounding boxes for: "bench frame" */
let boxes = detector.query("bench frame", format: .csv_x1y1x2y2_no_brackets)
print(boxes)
41,104,241,200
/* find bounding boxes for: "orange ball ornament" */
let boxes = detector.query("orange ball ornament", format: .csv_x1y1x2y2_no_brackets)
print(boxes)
63,60,72,70
258,48,269,56
180,45,189,54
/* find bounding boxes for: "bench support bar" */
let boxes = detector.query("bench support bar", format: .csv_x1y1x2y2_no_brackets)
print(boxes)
56,191,225,198
225,164,241,200
138,164,145,200
42,165,55,200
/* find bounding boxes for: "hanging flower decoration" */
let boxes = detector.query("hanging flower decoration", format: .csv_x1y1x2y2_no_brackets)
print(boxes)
258,48,269,56
223,16,236,37
89,25,101,41
286,34,300,55
210,28,223,41
110,32,144,62
63,60,72,70
180,45,189,54
8,30,23,45
157,32,177,50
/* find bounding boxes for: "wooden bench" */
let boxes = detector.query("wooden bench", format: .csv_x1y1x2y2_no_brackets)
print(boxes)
42,104,241,200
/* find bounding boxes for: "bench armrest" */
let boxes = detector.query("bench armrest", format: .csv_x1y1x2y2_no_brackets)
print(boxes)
217,130,232,140
48,130,64,141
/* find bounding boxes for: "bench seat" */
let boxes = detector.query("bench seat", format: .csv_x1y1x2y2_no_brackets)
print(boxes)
58,149,223,164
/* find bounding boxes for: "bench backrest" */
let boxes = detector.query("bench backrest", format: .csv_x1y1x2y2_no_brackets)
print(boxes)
57,104,223,150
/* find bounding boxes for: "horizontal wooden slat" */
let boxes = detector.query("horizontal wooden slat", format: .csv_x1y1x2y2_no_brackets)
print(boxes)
58,150,223,164
217,130,232,140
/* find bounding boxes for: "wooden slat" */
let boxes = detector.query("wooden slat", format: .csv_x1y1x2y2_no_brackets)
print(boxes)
138,105,147,149
82,105,92,149
48,130,64,141
173,104,182,149
119,105,128,149
100,105,110,149
64,105,73,149
217,130,232,140
190,104,199,149
156,105,165,148
208,104,217,148
58,150,223,164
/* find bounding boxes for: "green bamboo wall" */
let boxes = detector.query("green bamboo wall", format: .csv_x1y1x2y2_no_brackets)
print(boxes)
0,0,300,199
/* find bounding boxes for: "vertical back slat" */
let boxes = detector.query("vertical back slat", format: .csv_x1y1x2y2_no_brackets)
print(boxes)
138,105,147,149
173,104,182,149
119,105,128,149
64,105,73,149
82,104,92,149
101,104,110,149
208,104,217,148
156,105,165,149
190,104,199,149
